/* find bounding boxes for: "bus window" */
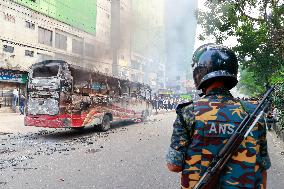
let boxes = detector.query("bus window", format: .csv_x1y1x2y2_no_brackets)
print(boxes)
101,82,109,95
25,60,152,130
121,81,129,97
33,65,59,78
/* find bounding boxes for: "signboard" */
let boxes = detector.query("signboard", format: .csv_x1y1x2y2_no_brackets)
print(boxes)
0,69,28,83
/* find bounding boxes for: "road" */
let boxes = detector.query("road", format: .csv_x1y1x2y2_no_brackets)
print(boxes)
0,112,284,189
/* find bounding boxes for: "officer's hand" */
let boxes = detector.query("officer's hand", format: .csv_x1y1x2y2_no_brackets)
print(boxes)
167,163,182,172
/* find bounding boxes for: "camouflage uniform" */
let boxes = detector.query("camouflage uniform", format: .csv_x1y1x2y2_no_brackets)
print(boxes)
166,88,271,189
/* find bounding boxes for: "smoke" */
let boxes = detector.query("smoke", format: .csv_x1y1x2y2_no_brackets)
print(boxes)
129,0,167,86
111,0,167,86
164,0,198,89
99,0,199,90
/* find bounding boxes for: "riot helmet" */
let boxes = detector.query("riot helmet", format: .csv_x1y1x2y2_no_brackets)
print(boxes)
192,44,238,90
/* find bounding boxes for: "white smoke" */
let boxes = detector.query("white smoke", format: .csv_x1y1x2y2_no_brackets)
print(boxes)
164,0,198,89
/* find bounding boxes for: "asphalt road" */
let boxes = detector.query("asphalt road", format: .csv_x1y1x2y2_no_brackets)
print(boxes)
0,112,284,189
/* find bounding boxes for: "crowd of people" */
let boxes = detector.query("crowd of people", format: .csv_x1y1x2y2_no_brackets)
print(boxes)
150,94,280,131
151,95,189,112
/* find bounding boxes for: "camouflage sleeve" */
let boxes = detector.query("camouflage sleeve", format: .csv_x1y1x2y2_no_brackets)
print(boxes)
166,104,194,167
259,122,271,171
242,100,271,171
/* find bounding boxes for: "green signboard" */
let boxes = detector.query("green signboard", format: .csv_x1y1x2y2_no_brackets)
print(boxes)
15,0,97,34
0,69,28,83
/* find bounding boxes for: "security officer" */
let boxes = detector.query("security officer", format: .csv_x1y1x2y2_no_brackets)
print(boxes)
166,44,271,189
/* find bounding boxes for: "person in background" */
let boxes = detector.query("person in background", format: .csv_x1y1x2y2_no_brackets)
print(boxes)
272,107,279,130
158,97,163,110
265,111,274,131
152,95,158,114
19,94,26,115
163,98,168,111
12,88,19,111
168,97,172,110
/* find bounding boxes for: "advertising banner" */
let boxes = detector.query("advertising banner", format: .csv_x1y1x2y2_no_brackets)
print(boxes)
0,69,28,83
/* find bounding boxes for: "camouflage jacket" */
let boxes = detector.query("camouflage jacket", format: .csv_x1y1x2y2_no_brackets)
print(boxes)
166,88,271,189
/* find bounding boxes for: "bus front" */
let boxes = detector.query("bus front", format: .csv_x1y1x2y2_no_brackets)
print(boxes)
24,60,72,128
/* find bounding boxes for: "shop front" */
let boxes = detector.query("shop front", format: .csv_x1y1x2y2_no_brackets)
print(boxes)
0,69,28,109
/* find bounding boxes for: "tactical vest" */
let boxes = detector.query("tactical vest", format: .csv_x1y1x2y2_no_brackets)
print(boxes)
181,97,264,189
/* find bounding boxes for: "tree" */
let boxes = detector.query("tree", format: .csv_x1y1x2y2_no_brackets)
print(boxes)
198,0,284,129
197,0,284,95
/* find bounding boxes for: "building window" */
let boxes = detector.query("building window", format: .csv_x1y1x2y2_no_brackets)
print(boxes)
85,43,95,57
25,50,34,57
38,27,53,46
55,33,67,50
25,21,35,29
3,45,14,53
72,39,83,55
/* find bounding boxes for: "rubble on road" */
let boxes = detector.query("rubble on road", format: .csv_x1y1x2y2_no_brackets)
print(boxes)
0,126,131,171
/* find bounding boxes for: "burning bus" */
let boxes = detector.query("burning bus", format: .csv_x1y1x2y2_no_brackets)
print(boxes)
24,60,152,131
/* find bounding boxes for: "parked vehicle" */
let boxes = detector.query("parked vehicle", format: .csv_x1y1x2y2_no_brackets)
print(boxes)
25,60,152,131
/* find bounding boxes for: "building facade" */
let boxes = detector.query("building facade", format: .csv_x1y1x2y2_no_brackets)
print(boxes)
111,0,133,80
0,0,167,109
0,0,112,108
131,0,166,90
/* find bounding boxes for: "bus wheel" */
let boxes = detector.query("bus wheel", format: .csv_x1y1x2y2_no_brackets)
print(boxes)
98,115,111,132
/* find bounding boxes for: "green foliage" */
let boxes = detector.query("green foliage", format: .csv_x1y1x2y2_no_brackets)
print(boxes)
237,69,265,96
270,66,284,84
198,0,284,126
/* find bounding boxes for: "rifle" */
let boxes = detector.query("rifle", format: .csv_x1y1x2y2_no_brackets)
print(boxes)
193,86,275,189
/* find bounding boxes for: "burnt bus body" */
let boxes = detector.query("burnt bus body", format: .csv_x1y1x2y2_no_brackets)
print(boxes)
25,60,152,131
